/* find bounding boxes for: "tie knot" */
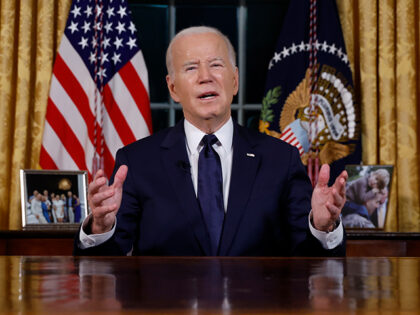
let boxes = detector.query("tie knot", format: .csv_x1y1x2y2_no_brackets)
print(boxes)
202,134,219,147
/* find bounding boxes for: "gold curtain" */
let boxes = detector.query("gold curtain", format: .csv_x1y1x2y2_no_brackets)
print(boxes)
337,0,420,231
0,0,71,229
0,0,419,231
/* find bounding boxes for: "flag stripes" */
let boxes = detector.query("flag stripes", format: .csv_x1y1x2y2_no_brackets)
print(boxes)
40,0,152,180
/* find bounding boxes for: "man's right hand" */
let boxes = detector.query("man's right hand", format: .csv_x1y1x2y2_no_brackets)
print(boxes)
88,165,128,234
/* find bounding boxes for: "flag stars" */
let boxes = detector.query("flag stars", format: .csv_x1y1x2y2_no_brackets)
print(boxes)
107,7,115,18
82,21,91,33
85,5,93,17
271,41,348,65
68,21,79,34
94,21,102,31
78,36,88,49
128,21,136,34
127,37,137,49
116,21,126,34
102,37,111,49
273,52,281,62
104,21,113,33
71,5,82,18
89,52,96,64
117,5,127,18
91,37,98,48
95,5,103,17
97,68,107,78
114,36,123,49
112,52,121,65
101,52,109,64
298,41,306,52
281,46,290,58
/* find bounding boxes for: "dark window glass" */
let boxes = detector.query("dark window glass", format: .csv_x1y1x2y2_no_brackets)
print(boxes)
151,108,169,132
245,0,290,103
243,109,261,131
128,4,170,102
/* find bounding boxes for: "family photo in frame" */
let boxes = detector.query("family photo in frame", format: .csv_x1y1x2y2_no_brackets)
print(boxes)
20,170,89,230
342,165,394,230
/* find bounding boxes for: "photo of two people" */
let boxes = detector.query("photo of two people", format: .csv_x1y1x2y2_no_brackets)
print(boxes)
342,165,393,229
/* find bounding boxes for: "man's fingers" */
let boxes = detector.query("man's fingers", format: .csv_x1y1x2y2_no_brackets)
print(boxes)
316,164,330,188
90,187,115,207
334,170,348,195
92,204,119,217
331,188,345,207
88,170,108,196
112,165,128,189
326,202,341,221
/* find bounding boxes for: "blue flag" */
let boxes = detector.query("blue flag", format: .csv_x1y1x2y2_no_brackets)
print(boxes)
260,0,361,182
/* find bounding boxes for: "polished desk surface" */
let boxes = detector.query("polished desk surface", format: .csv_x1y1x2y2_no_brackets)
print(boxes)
1,256,420,314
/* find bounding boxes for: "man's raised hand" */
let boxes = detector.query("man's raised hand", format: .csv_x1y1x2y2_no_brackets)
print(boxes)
311,164,348,232
88,165,128,234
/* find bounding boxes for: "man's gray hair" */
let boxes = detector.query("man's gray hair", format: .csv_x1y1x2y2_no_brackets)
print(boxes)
166,26,237,78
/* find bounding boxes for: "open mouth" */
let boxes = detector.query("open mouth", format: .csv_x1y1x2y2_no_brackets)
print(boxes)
198,92,218,100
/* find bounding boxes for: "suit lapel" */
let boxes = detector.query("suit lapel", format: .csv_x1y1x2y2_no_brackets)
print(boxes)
219,123,261,256
161,120,211,256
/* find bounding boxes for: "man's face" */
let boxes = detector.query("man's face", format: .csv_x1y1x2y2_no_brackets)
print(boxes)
166,32,238,130
368,174,378,188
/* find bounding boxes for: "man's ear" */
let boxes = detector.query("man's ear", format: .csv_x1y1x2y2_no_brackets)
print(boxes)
166,74,180,103
233,67,239,96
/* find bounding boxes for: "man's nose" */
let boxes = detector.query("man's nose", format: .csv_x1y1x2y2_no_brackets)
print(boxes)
197,65,212,83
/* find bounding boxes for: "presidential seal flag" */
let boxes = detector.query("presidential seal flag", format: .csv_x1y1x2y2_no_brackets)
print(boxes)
260,0,361,183
40,0,152,180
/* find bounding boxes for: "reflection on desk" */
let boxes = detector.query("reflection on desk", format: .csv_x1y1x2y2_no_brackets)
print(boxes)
0,256,419,314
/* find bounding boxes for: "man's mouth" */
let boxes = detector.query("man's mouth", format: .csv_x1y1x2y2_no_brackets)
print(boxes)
198,92,218,100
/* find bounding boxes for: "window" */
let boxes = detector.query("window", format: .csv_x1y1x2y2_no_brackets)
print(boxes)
128,0,290,132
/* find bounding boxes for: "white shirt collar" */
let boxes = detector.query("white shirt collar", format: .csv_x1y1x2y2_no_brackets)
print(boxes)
184,118,233,155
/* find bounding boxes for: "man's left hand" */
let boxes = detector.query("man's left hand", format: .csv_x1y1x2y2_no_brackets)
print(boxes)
311,164,348,232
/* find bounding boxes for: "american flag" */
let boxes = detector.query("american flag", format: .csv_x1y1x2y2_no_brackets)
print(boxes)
40,0,152,180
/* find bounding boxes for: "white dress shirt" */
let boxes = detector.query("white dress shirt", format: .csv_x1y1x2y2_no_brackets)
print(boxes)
80,117,343,250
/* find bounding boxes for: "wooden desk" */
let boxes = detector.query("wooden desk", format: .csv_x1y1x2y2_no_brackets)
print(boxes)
1,256,419,314
2,230,420,256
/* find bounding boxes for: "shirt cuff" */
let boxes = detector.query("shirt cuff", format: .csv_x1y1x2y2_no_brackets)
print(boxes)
79,214,116,249
308,211,343,250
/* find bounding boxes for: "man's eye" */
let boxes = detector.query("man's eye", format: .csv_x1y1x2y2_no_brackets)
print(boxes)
185,66,197,71
211,63,223,68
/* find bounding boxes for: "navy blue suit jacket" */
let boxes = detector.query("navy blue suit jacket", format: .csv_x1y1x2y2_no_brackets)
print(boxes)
74,120,345,256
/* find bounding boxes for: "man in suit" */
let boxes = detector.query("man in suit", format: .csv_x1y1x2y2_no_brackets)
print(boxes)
74,26,348,256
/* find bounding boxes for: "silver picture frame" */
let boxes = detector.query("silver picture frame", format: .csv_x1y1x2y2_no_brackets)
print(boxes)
20,169,89,230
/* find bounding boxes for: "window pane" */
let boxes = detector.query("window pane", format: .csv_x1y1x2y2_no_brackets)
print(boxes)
129,4,169,103
176,5,238,52
152,108,169,132
244,109,261,131
245,0,290,103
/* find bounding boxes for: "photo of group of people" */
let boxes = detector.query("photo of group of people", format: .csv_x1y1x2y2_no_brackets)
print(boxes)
20,170,88,228
26,190,83,224
342,165,393,229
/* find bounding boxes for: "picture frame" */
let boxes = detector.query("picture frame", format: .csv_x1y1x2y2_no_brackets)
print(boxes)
20,169,89,230
342,165,394,230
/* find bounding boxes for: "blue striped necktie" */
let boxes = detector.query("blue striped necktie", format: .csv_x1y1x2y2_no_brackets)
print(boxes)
197,134,225,256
